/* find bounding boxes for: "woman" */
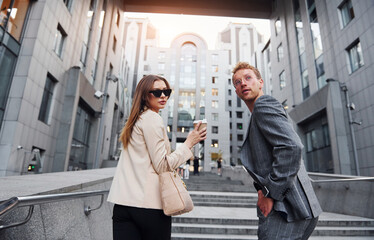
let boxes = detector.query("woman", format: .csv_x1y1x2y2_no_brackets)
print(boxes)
107,75,207,240
217,157,222,176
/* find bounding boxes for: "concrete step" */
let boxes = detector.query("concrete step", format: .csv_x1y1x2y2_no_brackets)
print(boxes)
184,177,234,183
191,196,256,203
172,223,257,235
190,192,257,207
185,179,243,184
190,194,256,200
172,222,374,236
173,216,374,228
183,173,253,192
312,226,374,236
187,184,251,192
171,233,257,240
172,233,374,240
172,217,257,226
316,219,374,227
191,197,256,203
193,201,256,208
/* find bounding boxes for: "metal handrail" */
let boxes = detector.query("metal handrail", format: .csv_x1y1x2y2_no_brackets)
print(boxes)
310,176,374,183
240,165,374,184
0,189,109,231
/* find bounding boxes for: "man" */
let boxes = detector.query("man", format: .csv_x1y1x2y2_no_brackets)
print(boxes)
233,62,322,239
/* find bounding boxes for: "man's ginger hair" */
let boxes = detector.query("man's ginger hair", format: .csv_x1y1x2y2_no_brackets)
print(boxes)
232,62,262,80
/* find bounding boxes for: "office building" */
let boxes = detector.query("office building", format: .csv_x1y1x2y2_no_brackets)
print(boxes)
0,0,125,176
263,0,374,176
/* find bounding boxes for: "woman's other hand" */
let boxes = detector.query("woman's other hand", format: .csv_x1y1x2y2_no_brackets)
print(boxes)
185,122,207,149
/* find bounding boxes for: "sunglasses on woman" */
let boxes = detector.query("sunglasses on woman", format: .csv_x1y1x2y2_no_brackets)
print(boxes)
149,89,172,97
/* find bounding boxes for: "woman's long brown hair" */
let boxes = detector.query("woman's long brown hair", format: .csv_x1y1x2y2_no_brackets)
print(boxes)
119,75,170,148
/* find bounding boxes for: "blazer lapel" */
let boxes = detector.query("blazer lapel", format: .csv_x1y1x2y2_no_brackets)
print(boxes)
240,116,253,170
240,114,266,186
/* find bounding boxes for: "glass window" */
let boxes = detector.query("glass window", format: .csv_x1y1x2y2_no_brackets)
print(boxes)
212,113,219,121
158,63,165,70
307,0,325,89
299,52,307,72
38,74,57,124
212,65,218,73
69,102,93,170
306,132,313,152
212,88,218,96
211,139,219,148
236,112,243,118
347,40,364,73
212,77,217,84
228,89,231,96
80,0,96,67
158,51,166,60
212,100,219,109
339,0,354,28
91,5,105,82
302,70,310,99
315,55,325,77
282,100,288,110
0,0,31,41
237,123,243,130
228,100,231,107
211,54,218,62
177,43,197,132
279,71,286,90
275,18,281,35
277,43,283,61
53,24,67,57
238,134,243,141
322,124,330,146
212,126,218,134
0,47,17,130
228,78,231,85
294,0,309,100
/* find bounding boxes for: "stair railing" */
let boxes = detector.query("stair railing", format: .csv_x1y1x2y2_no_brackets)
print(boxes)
0,189,109,230
308,172,374,183
310,176,374,183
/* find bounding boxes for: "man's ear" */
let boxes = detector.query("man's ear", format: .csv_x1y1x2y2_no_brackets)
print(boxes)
258,78,264,89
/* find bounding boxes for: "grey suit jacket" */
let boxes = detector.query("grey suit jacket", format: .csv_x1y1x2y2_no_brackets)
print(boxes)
240,95,322,222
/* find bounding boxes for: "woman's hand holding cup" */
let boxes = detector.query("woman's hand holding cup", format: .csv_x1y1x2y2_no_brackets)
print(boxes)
185,120,207,149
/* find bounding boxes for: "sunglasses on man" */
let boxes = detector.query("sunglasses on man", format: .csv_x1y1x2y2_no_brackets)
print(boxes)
149,89,172,97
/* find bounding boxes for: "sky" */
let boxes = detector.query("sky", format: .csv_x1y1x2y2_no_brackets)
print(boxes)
124,12,271,50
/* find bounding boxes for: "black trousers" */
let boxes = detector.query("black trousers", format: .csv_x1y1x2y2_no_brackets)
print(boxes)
112,204,171,240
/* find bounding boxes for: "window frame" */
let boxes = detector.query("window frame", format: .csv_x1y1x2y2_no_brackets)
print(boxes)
346,39,364,74
338,0,355,28
53,24,67,58
279,70,286,90
38,74,57,124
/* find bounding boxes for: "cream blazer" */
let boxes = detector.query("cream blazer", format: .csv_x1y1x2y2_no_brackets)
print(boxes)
107,109,193,209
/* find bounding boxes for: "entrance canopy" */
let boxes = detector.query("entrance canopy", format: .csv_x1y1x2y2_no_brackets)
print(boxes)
116,0,272,19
